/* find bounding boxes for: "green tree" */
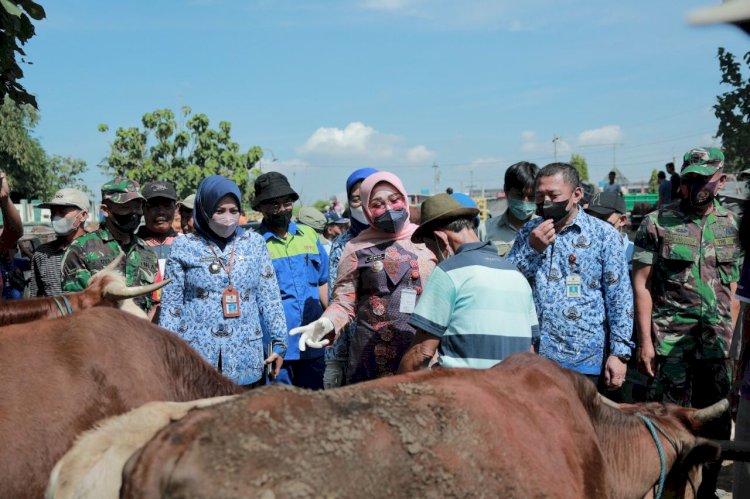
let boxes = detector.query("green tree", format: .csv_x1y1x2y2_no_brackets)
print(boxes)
569,153,590,182
313,200,329,212
1,0,45,108
99,106,263,207
647,169,659,194
0,97,89,200
715,47,750,173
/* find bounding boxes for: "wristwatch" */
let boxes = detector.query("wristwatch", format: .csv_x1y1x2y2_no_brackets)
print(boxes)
616,354,631,363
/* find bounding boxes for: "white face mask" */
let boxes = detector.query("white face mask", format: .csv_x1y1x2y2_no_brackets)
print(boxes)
52,213,81,235
208,213,240,238
350,206,368,225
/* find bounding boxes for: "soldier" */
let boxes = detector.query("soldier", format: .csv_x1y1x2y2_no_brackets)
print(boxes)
61,178,158,313
633,147,742,498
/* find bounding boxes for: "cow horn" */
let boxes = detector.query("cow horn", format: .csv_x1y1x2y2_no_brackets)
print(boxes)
692,399,730,423
102,252,125,273
104,279,172,300
598,394,621,410
718,440,750,462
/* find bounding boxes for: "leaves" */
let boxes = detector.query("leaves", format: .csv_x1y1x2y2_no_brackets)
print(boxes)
0,0,45,109
714,47,750,173
99,106,263,207
569,153,590,182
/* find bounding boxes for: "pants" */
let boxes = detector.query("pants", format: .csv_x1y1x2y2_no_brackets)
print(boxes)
274,356,325,390
735,397,750,498
646,355,733,498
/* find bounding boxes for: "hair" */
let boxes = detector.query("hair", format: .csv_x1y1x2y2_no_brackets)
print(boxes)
536,162,580,189
436,216,475,233
504,161,539,193
657,171,666,179
445,187,454,195
609,171,616,176
666,162,675,171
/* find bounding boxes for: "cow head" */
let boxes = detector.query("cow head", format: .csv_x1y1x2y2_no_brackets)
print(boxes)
85,255,170,319
600,397,727,499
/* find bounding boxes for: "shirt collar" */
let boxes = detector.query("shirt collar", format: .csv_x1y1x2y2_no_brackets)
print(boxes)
260,220,302,241
455,241,492,255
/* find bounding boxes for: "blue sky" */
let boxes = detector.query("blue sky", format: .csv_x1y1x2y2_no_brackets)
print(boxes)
21,0,750,204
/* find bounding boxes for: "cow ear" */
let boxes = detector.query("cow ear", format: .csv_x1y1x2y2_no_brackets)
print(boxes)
681,437,722,469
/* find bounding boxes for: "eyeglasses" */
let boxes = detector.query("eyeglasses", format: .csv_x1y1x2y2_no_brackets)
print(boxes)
368,193,405,212
262,198,294,213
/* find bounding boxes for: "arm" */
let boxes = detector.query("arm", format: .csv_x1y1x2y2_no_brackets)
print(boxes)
254,240,288,376
731,281,740,331
507,221,549,280
0,174,23,251
158,244,186,333
29,253,41,297
632,215,660,377
398,330,441,374
60,245,90,293
324,245,360,334
316,238,330,309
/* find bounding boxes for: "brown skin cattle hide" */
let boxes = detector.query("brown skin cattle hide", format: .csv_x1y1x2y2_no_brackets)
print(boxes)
0,308,242,499
121,353,724,499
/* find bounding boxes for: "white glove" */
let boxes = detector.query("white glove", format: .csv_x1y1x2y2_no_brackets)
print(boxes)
289,317,333,352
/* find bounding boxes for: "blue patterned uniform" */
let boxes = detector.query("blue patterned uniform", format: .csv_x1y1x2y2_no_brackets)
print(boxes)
160,230,288,385
508,208,634,375
325,230,355,363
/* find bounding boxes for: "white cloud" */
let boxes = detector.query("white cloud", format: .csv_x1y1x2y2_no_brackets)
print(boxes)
577,125,623,146
360,0,421,13
297,121,435,165
405,145,436,163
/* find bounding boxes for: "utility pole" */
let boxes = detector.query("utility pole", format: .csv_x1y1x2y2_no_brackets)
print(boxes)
469,170,474,197
552,135,560,162
432,162,440,194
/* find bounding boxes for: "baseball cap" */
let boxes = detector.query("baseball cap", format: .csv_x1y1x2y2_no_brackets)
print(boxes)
142,181,178,201
296,206,326,232
680,147,725,177
586,192,627,216
38,188,90,211
179,194,196,210
325,213,350,225
101,177,145,204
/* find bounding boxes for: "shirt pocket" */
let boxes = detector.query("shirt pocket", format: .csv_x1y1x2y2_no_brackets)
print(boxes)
306,253,322,286
659,243,696,283
716,245,741,284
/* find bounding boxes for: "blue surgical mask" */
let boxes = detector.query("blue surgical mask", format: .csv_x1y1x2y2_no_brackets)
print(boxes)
373,209,408,233
508,198,537,221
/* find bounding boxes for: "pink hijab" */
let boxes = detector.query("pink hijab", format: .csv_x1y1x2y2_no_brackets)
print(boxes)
350,171,418,246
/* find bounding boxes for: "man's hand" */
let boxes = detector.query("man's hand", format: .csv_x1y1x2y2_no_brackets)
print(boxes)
0,172,9,201
529,219,556,254
289,317,333,351
637,341,657,378
604,355,627,390
264,353,283,379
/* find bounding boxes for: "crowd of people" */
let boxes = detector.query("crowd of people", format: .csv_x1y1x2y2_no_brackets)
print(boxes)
1,144,749,497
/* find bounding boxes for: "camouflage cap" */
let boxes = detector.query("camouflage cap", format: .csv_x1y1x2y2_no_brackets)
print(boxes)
101,177,145,204
681,147,725,177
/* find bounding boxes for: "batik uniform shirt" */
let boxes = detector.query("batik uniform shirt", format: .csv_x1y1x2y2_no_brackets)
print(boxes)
508,208,634,375
326,239,436,383
61,228,158,311
259,221,329,361
159,230,288,385
633,200,742,359
324,229,356,363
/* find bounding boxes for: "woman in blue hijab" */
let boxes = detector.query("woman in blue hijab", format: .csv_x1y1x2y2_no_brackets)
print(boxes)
160,176,288,387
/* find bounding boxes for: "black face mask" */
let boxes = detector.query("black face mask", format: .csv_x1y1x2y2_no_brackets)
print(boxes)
537,199,572,223
685,179,719,208
266,210,293,229
109,212,141,233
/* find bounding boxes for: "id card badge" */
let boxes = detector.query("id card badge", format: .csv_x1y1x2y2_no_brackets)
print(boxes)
222,286,241,318
565,274,582,299
399,288,417,314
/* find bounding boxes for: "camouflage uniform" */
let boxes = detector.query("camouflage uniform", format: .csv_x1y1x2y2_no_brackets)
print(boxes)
633,147,741,496
61,178,158,312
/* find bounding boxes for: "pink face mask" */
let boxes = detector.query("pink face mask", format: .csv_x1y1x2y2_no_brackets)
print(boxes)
209,213,240,238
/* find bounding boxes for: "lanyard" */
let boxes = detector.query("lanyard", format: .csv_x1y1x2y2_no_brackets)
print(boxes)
207,241,236,285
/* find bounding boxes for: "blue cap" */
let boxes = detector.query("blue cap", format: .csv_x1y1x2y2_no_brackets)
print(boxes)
450,192,477,208
346,168,379,197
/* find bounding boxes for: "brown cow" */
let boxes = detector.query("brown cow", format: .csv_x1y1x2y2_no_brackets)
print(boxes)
121,353,728,499
0,308,242,499
0,255,168,325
